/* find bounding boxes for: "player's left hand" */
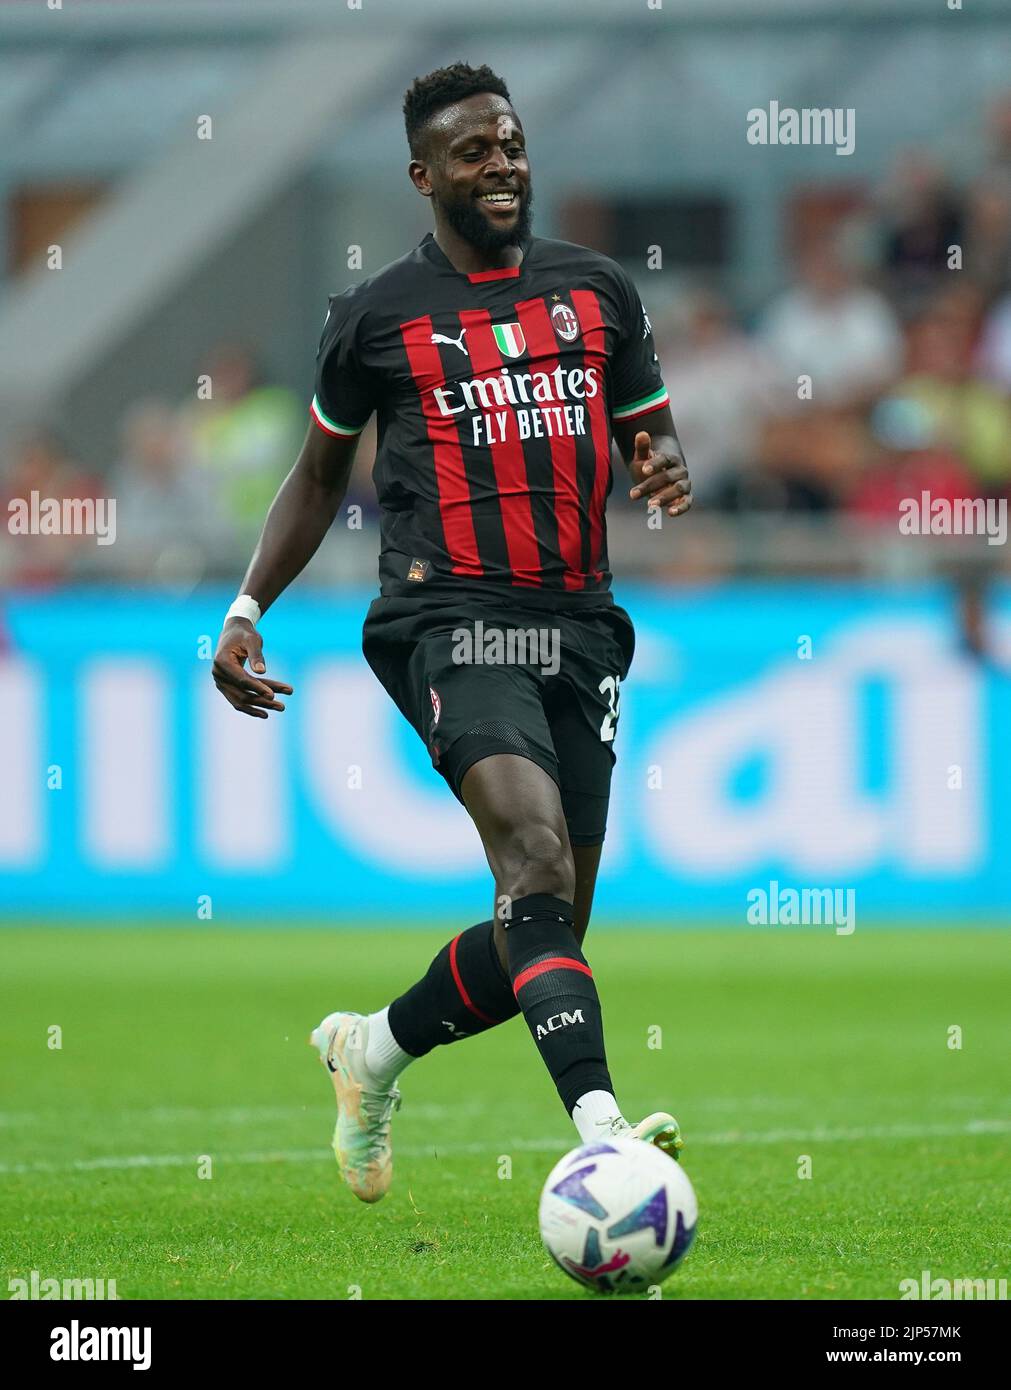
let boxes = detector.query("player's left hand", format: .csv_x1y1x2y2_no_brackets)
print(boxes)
629,431,693,517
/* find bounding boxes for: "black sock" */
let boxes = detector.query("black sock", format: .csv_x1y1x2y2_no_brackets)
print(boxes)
505,892,613,1114
387,920,519,1057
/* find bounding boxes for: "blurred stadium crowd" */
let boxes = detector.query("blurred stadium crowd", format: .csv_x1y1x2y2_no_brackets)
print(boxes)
3,94,1010,591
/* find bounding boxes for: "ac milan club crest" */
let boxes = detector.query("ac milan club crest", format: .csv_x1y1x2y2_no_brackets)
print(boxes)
551,301,580,343
429,686,441,726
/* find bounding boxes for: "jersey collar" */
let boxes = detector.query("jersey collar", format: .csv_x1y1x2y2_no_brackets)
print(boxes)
419,230,532,284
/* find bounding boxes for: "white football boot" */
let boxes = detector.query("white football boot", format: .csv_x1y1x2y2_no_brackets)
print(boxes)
309,1010,401,1203
599,1111,684,1161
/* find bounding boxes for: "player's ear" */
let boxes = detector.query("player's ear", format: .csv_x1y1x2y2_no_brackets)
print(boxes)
408,161,433,197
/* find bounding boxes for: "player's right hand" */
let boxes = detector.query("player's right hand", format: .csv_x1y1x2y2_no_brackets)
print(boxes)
212,619,294,719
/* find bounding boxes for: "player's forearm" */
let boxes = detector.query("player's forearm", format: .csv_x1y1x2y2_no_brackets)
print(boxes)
236,462,346,614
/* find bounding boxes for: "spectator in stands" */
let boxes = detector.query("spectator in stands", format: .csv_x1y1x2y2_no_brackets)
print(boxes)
0,428,104,587
758,235,903,410
657,290,784,501
108,400,225,585
718,407,872,514
875,149,965,311
183,343,303,549
963,93,1011,295
847,394,977,526
893,285,1011,488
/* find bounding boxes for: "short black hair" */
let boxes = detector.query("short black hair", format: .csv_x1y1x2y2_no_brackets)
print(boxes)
404,62,512,161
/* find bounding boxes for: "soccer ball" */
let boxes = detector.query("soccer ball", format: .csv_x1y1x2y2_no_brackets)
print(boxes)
539,1136,697,1294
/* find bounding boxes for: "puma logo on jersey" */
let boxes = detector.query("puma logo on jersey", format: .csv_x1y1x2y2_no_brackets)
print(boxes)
535,1009,585,1039
431,329,469,356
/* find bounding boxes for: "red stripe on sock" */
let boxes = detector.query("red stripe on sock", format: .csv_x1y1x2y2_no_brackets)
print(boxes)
449,933,498,1025
512,956,593,996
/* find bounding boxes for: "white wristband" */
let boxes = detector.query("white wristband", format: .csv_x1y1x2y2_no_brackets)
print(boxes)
226,594,262,627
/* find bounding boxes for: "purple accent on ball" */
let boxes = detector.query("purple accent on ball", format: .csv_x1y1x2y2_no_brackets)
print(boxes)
551,1163,608,1219
606,1184,668,1245
573,1142,619,1159
661,1209,697,1269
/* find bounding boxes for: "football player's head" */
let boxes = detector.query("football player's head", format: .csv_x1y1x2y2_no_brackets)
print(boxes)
405,62,533,253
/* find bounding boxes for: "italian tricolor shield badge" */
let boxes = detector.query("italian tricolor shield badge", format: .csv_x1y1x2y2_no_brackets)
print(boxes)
492,322,526,358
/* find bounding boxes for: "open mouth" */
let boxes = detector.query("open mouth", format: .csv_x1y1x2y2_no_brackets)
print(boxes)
478,190,519,212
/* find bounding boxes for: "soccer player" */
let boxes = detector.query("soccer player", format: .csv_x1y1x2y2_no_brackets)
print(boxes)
212,64,693,1203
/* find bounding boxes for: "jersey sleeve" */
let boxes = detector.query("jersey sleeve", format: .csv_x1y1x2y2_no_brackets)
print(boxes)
310,291,378,438
608,265,670,424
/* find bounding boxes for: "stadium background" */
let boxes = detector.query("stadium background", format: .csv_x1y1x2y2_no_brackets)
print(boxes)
1,0,1009,1308
1,0,1009,921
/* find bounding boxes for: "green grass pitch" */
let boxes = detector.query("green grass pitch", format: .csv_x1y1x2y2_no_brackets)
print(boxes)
1,925,1008,1300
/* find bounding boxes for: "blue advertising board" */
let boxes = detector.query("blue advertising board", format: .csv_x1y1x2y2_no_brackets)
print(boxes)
1,583,1008,921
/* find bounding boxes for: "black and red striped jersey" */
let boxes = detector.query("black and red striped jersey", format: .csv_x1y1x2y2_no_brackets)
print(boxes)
311,231,668,605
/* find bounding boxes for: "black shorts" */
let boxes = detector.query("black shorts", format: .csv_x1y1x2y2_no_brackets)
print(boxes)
361,594,635,847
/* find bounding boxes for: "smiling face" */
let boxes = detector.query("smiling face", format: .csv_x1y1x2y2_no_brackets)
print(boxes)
410,92,533,253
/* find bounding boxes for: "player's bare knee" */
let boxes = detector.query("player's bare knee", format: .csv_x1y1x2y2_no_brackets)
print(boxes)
499,822,575,904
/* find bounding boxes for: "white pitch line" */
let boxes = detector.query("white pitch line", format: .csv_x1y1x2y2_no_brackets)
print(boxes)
0,1101,486,1128
1,1118,1008,1176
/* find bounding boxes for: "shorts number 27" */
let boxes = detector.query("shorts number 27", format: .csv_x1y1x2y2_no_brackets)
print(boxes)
598,675,621,743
